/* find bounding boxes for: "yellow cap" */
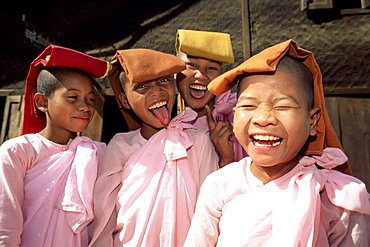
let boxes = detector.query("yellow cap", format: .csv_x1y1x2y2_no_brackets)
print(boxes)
175,29,235,64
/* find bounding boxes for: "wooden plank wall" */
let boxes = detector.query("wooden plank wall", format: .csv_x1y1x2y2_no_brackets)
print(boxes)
0,95,23,143
325,95,370,190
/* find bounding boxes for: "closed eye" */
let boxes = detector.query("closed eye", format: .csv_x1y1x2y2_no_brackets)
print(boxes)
274,106,298,110
240,105,257,110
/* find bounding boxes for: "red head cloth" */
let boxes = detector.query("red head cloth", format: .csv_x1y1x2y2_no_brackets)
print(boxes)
208,39,352,175
22,45,109,135
108,49,186,131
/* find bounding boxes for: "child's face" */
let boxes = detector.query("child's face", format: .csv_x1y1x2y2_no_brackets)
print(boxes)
119,75,176,130
45,73,96,134
233,70,320,168
176,51,222,111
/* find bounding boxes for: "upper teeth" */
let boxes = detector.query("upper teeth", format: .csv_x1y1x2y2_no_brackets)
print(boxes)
253,135,280,141
148,101,166,110
190,85,207,90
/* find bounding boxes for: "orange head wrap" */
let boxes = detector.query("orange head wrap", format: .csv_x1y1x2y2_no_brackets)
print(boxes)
108,49,186,131
22,45,109,135
208,39,351,175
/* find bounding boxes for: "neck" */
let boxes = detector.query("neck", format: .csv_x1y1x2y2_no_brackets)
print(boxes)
193,99,215,118
250,158,299,184
39,128,76,145
140,123,165,140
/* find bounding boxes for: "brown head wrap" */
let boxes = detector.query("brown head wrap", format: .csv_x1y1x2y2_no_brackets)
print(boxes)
108,49,186,130
208,39,351,175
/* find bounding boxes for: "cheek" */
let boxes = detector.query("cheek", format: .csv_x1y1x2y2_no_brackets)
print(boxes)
176,71,191,84
233,110,250,139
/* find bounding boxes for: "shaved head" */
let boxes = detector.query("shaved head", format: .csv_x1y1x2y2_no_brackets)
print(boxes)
277,56,314,109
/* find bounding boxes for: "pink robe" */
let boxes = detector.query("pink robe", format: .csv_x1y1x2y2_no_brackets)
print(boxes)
89,107,219,247
0,134,106,247
184,148,370,247
191,90,247,162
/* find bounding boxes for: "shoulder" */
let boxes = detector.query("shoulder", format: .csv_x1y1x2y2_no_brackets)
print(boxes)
203,158,249,190
0,134,38,151
106,129,145,155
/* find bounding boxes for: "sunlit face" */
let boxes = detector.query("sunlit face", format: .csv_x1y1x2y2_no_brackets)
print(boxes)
233,70,320,168
119,75,176,138
176,51,222,116
45,73,96,136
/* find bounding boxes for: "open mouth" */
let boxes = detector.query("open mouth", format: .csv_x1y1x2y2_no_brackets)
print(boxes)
189,84,207,99
148,100,169,125
251,135,282,147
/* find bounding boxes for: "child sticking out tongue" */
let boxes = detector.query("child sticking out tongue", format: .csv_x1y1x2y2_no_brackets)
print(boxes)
150,101,170,125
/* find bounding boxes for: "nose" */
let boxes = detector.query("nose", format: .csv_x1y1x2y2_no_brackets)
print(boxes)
251,106,278,127
194,67,209,81
78,100,90,112
149,83,164,96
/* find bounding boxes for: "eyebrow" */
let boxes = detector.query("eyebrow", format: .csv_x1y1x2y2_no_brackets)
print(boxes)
273,96,300,105
238,95,300,105
66,88,96,94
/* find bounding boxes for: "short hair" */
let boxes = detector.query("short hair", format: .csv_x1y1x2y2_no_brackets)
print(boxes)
37,67,93,97
118,70,128,93
277,56,314,110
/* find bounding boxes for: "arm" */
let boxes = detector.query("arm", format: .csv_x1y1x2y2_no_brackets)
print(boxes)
89,134,136,246
183,173,223,247
0,140,27,247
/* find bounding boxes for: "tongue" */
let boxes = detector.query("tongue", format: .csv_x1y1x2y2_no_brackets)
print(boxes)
151,106,170,125
190,88,205,99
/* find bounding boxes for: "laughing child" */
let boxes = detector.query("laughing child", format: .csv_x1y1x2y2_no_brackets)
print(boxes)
175,29,248,166
0,45,108,247
89,49,219,247
183,40,369,246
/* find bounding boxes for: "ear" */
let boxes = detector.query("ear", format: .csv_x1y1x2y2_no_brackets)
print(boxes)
308,106,321,136
118,93,131,109
34,93,49,112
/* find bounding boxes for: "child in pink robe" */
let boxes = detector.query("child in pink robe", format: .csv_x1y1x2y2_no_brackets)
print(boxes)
0,45,108,247
184,40,368,246
89,49,219,247
175,29,248,166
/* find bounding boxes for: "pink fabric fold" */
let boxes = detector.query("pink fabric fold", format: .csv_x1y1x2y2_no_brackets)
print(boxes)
115,107,199,246
60,137,99,233
22,136,100,246
212,90,236,124
271,148,370,245
299,147,348,169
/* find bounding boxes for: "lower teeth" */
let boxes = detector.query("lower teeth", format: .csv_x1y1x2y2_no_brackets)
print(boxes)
255,141,281,147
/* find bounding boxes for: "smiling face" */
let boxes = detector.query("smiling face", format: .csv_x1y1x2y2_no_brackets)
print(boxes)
119,72,176,139
36,70,96,143
176,50,222,116
233,68,320,175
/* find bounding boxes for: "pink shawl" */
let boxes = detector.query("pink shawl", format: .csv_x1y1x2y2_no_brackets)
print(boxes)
115,107,199,246
252,148,369,246
22,136,101,246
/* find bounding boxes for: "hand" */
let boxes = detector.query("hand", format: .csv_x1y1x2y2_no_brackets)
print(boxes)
206,105,234,168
